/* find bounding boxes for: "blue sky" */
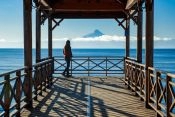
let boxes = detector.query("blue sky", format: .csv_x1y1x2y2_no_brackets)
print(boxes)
0,0,175,48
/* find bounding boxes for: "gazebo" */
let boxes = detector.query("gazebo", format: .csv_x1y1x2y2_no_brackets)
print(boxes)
1,0,174,117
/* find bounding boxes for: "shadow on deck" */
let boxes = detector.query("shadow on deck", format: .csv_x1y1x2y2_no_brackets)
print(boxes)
21,76,156,117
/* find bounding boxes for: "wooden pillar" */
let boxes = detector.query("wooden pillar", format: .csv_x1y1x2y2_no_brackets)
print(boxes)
23,0,33,108
145,0,154,108
36,9,41,63
137,1,143,63
125,18,130,57
48,17,52,58
48,16,54,82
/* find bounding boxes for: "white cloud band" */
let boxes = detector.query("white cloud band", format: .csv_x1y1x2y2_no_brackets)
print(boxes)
0,38,6,42
52,35,173,42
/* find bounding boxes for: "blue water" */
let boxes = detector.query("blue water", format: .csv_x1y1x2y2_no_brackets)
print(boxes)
0,49,175,114
0,48,175,74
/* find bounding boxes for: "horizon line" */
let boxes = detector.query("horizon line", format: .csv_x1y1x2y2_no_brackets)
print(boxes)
0,48,175,49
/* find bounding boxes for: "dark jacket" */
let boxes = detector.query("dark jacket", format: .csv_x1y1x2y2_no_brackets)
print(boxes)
63,45,72,58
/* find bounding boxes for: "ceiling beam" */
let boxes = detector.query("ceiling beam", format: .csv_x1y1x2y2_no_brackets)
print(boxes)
52,9,125,12
50,0,125,10
52,12,127,19
34,0,128,19
38,0,52,10
126,0,138,9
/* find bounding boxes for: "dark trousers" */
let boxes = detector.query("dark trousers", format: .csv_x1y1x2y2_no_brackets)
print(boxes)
63,57,71,76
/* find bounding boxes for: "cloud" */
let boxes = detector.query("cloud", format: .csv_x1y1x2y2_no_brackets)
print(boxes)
0,35,174,48
0,38,6,42
51,35,173,42
154,36,172,41
52,38,69,42
50,35,175,49
142,36,173,41
52,35,128,42
73,35,126,42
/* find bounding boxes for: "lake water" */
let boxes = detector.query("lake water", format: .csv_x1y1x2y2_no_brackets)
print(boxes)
0,49,175,74
0,48,175,113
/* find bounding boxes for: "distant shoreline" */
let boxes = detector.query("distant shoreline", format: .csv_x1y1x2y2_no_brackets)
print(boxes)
0,48,175,50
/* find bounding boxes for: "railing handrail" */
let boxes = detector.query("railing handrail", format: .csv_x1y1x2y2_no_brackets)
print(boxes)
126,57,137,62
167,72,175,78
0,59,53,77
32,59,53,67
0,67,27,77
0,58,54,116
54,56,124,76
148,66,170,75
125,58,175,117
54,56,124,58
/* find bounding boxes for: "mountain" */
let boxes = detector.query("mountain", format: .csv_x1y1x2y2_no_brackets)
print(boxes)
83,29,104,38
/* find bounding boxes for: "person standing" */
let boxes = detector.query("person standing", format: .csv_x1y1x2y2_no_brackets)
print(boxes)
62,40,72,77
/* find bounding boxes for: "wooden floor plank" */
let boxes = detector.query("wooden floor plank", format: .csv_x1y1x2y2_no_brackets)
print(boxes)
21,76,156,117
89,77,155,117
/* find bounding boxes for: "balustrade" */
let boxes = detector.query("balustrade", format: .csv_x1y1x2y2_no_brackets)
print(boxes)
125,58,175,117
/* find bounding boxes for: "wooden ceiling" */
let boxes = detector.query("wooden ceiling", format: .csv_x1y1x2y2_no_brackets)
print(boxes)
36,0,129,18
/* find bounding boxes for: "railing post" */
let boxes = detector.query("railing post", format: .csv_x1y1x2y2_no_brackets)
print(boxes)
46,61,52,88
128,61,131,89
33,66,37,100
52,57,54,74
39,66,43,95
106,57,107,76
43,63,47,91
4,74,10,117
145,67,152,108
134,64,138,96
140,65,145,101
46,63,50,88
124,57,126,83
156,71,161,117
145,67,151,108
71,58,73,76
166,74,172,117
16,71,21,117
34,67,37,100
51,58,54,84
132,62,135,91
124,57,128,85
25,68,33,107
49,62,53,86
88,57,90,76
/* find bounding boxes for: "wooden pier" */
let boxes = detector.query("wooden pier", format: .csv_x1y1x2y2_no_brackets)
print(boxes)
1,0,175,117
0,57,174,117
21,76,156,117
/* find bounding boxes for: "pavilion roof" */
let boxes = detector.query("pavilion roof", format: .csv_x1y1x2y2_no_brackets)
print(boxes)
35,0,138,19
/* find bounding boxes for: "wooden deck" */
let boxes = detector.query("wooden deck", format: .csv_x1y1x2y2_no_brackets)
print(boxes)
21,76,156,117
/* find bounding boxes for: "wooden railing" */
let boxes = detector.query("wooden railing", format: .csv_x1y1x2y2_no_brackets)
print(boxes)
1,57,174,116
0,58,53,116
54,56,124,76
125,58,175,117
0,67,28,116
125,59,146,100
32,59,53,100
